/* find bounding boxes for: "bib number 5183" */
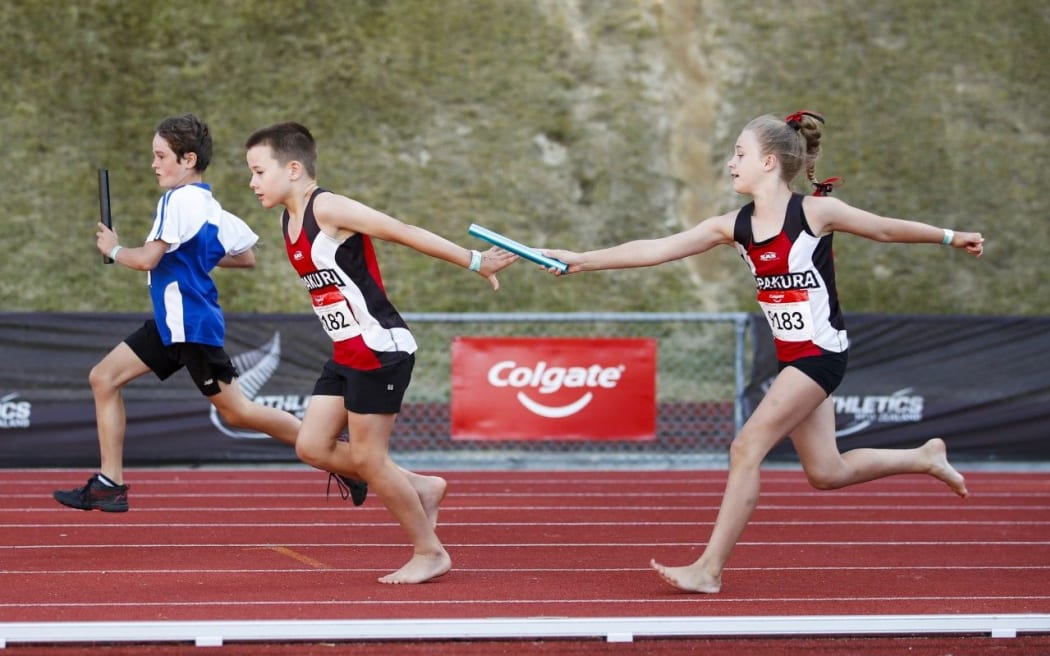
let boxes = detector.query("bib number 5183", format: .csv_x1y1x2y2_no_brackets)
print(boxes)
757,289,814,342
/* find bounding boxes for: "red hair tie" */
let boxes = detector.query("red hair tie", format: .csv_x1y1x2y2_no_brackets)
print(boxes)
785,110,825,130
812,176,844,197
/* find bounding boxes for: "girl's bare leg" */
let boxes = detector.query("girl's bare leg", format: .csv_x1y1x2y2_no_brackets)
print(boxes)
653,366,969,593
651,368,829,593
792,408,967,496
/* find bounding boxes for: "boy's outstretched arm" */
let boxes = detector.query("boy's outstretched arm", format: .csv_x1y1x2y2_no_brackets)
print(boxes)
315,194,519,289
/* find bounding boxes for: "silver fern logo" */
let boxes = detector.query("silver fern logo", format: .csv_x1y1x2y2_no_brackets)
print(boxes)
210,332,309,439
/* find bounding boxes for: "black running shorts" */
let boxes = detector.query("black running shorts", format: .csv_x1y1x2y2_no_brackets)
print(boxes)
312,354,414,415
778,350,848,396
124,320,239,397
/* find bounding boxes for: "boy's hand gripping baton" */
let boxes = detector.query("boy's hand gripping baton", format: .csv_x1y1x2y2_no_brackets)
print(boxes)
99,168,114,264
468,223,569,274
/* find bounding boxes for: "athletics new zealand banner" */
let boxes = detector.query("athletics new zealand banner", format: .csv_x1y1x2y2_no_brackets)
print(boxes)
2,312,1048,467
746,313,1050,461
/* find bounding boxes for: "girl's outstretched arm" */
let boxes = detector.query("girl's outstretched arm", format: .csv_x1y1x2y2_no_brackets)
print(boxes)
542,212,737,275
805,196,985,257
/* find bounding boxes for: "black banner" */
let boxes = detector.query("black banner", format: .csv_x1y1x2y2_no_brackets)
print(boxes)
0,312,326,467
746,314,1050,460
2,312,1047,467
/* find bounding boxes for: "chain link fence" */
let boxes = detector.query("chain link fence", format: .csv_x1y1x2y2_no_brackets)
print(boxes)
390,312,752,469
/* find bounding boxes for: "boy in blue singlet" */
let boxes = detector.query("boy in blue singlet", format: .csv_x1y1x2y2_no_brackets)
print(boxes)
53,114,366,512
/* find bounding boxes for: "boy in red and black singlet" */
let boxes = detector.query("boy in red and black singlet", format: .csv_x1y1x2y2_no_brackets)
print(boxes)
284,187,417,371
245,122,517,585
542,110,984,595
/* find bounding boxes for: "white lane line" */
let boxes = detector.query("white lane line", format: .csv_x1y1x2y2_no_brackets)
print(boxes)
3,540,1050,549
1,597,1049,609
2,565,1048,575
9,489,1050,495
4,504,1046,512
4,614,1050,646
3,520,1049,529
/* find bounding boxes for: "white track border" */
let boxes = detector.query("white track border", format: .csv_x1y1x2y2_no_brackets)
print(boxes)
2,614,1049,647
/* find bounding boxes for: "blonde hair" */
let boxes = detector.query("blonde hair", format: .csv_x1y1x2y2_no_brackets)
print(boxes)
744,112,824,189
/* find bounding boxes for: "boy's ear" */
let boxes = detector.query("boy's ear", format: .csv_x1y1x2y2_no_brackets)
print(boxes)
289,160,303,180
181,151,198,169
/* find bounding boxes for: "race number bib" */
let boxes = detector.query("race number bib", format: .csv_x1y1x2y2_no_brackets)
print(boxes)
311,292,362,342
757,289,814,342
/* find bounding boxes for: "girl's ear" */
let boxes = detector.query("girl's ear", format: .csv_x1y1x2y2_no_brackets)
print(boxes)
762,153,777,171
288,160,303,180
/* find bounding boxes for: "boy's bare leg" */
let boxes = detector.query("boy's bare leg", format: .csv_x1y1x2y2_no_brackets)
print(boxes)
344,412,449,584
89,343,152,484
369,457,450,583
210,379,300,445
296,398,450,584
398,467,447,528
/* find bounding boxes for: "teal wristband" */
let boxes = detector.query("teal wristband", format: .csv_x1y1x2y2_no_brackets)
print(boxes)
941,229,954,246
468,249,482,272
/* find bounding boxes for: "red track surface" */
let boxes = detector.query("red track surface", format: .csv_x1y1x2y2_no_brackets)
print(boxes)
2,468,1049,653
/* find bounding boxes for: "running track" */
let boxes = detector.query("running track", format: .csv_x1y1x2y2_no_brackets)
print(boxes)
1,468,1049,652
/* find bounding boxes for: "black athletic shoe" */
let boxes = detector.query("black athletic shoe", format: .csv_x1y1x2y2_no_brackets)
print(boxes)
53,475,129,512
327,472,368,506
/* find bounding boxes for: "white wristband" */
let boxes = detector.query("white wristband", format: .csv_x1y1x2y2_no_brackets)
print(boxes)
468,249,482,272
941,229,954,246
108,245,123,260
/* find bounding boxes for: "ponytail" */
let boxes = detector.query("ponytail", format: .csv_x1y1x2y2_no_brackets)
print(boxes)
783,110,844,196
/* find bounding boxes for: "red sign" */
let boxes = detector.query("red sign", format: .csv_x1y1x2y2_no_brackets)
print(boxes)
451,337,657,441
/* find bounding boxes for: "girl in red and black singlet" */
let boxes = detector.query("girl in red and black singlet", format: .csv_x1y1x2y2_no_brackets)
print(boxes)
733,192,848,363
283,188,418,371
540,110,983,596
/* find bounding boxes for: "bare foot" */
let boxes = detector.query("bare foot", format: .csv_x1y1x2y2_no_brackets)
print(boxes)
378,550,451,584
415,475,447,529
650,559,721,593
924,438,968,498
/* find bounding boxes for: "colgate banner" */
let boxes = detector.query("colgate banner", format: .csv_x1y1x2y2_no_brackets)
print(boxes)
451,337,657,441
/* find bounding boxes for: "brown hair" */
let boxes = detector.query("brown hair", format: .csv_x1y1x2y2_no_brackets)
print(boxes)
156,114,212,173
245,122,318,178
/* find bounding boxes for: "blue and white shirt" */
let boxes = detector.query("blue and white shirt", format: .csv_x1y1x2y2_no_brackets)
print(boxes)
146,183,258,346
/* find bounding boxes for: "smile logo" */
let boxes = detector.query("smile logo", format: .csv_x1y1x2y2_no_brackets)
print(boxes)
486,360,626,418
